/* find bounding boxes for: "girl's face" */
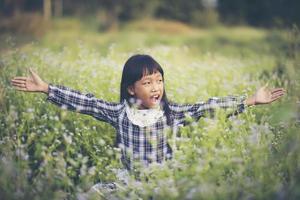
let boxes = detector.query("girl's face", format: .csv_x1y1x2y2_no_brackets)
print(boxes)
128,71,164,109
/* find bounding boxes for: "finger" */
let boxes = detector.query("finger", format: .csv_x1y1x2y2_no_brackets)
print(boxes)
271,91,285,96
11,79,26,84
12,76,27,81
271,93,285,100
271,88,285,93
14,86,27,91
11,80,25,84
11,82,25,87
272,91,286,97
11,81,26,87
29,68,39,77
29,68,35,75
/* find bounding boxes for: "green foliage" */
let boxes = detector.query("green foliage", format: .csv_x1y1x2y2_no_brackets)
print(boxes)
0,20,299,199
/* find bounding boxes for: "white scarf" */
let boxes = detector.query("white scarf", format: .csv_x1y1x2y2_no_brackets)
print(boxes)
125,102,164,127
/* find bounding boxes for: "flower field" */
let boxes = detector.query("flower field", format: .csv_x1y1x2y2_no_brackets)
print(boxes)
0,19,299,199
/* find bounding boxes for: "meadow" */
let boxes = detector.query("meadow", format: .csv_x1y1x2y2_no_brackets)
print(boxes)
0,18,299,199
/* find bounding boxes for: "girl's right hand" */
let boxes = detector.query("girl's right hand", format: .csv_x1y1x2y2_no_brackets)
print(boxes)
11,68,49,94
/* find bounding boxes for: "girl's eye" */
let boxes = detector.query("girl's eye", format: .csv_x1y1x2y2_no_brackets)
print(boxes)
143,82,151,85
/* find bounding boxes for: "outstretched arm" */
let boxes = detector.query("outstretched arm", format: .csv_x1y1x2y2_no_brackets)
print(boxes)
11,69,121,125
11,68,49,94
169,85,286,123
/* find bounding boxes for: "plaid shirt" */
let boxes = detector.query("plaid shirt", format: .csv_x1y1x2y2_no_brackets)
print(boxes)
47,84,246,171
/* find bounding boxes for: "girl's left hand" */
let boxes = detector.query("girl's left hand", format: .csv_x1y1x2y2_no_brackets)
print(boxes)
249,85,286,105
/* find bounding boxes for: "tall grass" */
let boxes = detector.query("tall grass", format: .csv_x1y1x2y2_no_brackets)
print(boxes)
0,19,299,199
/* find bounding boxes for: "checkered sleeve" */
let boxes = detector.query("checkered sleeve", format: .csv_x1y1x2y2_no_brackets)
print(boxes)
170,95,247,122
46,84,121,125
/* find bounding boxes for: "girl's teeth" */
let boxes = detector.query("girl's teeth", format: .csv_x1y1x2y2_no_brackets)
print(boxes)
151,97,159,103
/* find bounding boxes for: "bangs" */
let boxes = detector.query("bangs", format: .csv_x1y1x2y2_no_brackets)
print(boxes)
128,55,164,84
141,64,163,79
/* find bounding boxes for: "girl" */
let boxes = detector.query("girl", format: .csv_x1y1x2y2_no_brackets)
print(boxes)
11,54,285,196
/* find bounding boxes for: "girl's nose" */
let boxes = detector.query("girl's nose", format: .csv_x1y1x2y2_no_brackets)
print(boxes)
151,83,159,92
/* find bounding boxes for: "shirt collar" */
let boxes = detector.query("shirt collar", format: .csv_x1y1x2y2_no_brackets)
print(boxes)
124,101,164,127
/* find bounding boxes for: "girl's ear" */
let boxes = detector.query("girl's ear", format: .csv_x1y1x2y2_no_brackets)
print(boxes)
127,86,135,96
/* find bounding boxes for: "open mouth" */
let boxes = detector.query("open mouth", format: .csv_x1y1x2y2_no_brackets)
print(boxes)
150,94,160,103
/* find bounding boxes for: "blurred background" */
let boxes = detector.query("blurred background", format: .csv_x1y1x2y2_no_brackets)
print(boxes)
0,0,300,36
1,1,300,199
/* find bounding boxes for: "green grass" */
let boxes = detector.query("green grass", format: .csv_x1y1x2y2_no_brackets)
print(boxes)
0,18,299,199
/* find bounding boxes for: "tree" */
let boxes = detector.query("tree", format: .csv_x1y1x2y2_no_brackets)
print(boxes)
43,0,51,20
53,0,63,17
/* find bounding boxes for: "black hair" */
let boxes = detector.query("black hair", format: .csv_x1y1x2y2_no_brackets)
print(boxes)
120,54,171,125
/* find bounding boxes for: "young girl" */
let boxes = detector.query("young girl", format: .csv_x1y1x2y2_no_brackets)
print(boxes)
11,54,285,196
